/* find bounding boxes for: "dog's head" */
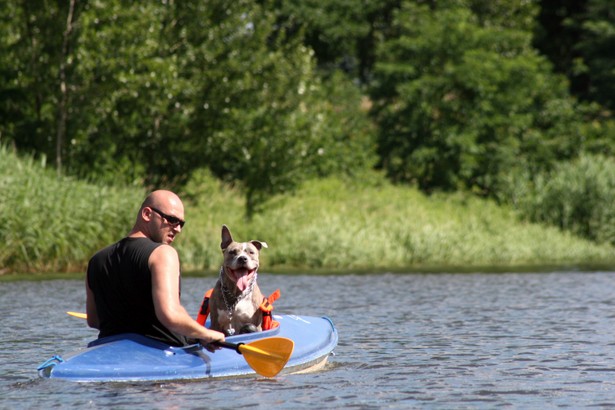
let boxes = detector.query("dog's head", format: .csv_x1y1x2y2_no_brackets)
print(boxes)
220,225,267,292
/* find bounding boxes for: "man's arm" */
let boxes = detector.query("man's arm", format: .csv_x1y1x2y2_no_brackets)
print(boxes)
85,276,100,329
149,245,225,344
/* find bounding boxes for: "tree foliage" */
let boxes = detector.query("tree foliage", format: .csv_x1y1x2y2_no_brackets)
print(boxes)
268,0,400,83
534,0,615,111
370,0,585,196
0,0,373,218
0,1,68,162
0,0,614,233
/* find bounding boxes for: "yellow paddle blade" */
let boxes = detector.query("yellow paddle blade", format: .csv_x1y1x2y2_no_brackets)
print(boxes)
239,337,294,377
67,311,88,319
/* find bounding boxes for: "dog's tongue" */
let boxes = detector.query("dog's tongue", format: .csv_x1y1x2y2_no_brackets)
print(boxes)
235,269,252,291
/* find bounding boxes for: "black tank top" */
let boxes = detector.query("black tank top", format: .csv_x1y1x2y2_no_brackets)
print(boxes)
86,237,187,346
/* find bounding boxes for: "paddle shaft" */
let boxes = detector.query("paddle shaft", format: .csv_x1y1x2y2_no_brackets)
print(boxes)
216,341,243,353
216,341,280,358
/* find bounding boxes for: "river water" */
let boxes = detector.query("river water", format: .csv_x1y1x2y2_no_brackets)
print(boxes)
1,271,614,409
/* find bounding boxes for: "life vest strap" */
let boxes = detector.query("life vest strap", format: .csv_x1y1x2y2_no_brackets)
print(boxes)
196,288,213,326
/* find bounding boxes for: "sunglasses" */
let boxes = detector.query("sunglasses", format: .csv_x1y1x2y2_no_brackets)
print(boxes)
150,207,185,228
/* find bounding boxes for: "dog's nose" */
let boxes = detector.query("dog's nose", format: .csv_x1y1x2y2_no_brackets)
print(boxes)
238,255,248,263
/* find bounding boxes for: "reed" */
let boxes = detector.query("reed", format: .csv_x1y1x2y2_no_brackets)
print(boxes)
514,154,615,246
0,145,144,273
178,171,615,273
3,146,614,275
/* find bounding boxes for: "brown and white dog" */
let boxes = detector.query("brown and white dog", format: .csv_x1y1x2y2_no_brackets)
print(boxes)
209,225,268,336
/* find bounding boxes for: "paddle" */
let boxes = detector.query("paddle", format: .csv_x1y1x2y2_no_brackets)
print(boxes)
217,338,294,377
66,311,294,377
67,311,88,319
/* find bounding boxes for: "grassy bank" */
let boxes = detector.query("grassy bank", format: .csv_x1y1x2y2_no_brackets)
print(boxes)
2,146,615,276
180,173,615,273
0,146,145,273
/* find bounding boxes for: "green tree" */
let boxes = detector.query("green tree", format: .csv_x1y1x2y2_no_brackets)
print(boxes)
172,1,375,217
0,1,73,168
1,0,375,217
371,0,583,197
534,0,615,111
576,0,615,110
270,0,401,83
64,1,196,185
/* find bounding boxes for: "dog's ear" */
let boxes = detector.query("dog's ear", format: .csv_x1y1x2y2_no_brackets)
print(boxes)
250,240,268,251
221,225,233,250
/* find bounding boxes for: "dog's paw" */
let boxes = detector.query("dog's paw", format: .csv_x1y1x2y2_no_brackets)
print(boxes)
238,324,258,334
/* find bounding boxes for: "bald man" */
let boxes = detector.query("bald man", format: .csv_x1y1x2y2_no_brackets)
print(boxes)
85,190,224,348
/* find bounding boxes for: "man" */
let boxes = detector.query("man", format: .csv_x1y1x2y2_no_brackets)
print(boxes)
86,190,224,348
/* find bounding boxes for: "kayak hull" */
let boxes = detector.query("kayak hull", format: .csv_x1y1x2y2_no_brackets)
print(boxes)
38,314,338,382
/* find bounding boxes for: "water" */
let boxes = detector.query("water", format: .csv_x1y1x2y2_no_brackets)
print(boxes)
1,271,614,409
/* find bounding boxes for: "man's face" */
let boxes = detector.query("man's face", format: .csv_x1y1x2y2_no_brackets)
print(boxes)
148,206,185,244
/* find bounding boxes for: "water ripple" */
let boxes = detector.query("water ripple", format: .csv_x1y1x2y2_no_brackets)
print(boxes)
2,272,615,408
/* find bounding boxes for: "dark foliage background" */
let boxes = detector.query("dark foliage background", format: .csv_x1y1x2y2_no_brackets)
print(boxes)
1,0,614,239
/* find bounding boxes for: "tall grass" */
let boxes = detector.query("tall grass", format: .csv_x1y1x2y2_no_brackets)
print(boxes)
2,146,614,275
241,177,615,272
178,170,615,273
0,146,144,273
513,154,615,246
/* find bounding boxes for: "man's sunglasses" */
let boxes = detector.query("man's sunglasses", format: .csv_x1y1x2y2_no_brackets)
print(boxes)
150,207,185,228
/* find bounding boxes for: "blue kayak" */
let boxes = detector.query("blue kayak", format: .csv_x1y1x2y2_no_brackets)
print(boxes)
38,314,338,382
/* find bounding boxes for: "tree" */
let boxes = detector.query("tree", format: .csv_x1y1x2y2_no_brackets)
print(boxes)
56,0,77,176
370,0,584,197
172,1,375,217
0,1,72,168
269,0,401,84
534,0,615,111
0,0,375,217
576,0,615,110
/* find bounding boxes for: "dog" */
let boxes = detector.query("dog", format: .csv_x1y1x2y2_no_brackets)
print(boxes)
208,225,268,336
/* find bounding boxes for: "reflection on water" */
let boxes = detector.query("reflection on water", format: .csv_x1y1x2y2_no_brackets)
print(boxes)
1,272,614,408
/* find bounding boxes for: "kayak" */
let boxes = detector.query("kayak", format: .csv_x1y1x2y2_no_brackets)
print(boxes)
38,314,337,382
37,314,337,382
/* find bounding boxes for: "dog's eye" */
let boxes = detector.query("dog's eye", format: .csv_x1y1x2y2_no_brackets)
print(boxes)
229,249,238,255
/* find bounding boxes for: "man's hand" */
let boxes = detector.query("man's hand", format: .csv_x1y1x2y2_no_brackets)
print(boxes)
200,329,225,352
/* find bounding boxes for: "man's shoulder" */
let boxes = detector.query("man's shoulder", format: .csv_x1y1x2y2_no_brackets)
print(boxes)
123,236,158,247
132,238,165,256
150,243,177,257
90,237,159,260
90,241,119,260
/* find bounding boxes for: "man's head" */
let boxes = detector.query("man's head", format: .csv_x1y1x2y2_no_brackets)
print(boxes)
134,190,185,244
